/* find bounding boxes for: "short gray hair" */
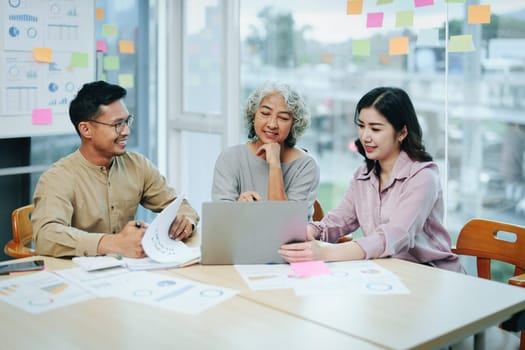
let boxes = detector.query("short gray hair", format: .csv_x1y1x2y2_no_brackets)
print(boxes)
244,81,310,147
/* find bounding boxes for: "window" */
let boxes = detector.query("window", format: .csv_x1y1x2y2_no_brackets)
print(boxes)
239,0,525,278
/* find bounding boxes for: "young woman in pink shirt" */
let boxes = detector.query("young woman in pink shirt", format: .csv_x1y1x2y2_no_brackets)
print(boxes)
279,87,464,273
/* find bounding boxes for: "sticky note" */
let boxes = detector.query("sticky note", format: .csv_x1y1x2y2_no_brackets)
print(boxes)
389,37,409,55
71,52,89,68
377,0,393,4
346,0,363,15
415,0,434,7
32,108,52,125
118,40,135,54
96,7,104,20
416,28,439,47
445,0,465,3
118,74,134,88
367,12,384,28
290,261,330,277
96,40,107,53
352,39,371,56
449,34,475,52
103,56,120,70
102,24,118,37
468,5,491,24
396,10,414,27
33,48,52,63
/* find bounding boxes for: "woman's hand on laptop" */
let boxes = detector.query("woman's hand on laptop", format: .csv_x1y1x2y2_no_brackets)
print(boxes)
238,191,262,202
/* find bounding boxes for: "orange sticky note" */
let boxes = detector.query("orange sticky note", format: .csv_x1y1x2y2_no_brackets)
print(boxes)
96,7,104,20
33,48,52,63
389,37,409,55
347,0,363,15
468,5,490,24
118,40,135,54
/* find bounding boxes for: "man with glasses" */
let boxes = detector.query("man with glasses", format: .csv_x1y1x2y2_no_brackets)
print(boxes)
32,81,199,258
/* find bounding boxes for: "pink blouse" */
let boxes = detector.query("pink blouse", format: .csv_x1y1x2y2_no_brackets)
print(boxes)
310,151,464,273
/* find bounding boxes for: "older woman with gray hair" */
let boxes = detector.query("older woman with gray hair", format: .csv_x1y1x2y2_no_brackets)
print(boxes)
212,81,320,214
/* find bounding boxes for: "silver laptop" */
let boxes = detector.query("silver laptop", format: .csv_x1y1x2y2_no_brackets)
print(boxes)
200,201,309,265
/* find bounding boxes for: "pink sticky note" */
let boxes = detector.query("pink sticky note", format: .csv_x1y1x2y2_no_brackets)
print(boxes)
415,0,434,7
96,40,107,53
32,108,52,125
290,260,330,277
367,12,384,28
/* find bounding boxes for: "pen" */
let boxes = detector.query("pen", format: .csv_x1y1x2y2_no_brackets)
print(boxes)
135,221,141,228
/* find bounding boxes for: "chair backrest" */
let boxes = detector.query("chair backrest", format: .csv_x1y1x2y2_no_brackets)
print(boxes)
313,199,324,221
4,204,35,258
453,218,525,280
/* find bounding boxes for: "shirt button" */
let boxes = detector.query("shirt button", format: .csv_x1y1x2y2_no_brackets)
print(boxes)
111,206,114,210
83,251,88,256
112,230,116,234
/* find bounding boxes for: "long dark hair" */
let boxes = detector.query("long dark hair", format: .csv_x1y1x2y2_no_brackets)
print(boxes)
354,87,432,175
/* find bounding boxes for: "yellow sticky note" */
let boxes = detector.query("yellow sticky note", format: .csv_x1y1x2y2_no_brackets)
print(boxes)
449,34,475,52
352,39,371,56
102,24,118,37
347,0,363,15
118,41,135,54
71,52,89,68
33,47,52,63
118,74,134,88
396,11,414,27
103,56,120,70
96,7,104,21
389,37,409,55
468,5,490,24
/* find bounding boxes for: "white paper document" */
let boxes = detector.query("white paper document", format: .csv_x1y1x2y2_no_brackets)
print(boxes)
0,271,95,314
92,271,238,314
235,260,410,295
55,267,237,314
142,196,200,263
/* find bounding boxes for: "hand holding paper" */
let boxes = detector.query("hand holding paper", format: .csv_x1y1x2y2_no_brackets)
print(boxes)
142,196,200,263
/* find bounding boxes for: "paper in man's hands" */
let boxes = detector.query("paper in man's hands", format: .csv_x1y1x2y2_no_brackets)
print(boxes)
142,196,199,263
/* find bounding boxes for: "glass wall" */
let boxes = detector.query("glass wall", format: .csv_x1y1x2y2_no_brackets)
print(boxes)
239,0,525,277
30,0,157,218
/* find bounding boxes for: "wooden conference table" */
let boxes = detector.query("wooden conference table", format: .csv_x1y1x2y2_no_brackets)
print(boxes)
2,256,525,350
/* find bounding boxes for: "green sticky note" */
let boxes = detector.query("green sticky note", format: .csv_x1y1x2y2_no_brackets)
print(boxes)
352,39,371,56
71,52,89,68
377,0,393,4
103,56,120,70
118,74,134,88
445,0,465,3
449,34,475,52
396,10,414,27
102,24,118,37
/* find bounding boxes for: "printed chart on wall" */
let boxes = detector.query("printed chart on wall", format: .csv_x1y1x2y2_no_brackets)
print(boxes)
0,0,95,138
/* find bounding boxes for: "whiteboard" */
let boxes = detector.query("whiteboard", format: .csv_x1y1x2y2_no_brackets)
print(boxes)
0,0,95,138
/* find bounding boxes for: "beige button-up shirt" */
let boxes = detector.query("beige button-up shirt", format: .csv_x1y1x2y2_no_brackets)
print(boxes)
32,150,199,257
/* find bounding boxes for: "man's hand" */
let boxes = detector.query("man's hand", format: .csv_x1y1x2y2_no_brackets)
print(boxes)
168,214,194,241
98,221,147,258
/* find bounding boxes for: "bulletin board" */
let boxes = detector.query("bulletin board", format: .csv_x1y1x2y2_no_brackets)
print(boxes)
0,0,95,138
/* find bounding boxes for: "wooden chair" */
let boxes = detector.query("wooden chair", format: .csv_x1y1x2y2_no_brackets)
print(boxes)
313,199,324,221
4,204,36,259
452,218,525,350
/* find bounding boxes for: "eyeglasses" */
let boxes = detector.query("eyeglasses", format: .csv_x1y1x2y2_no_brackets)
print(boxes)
88,115,134,134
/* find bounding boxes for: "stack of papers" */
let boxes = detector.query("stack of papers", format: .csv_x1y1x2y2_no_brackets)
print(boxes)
74,196,201,272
